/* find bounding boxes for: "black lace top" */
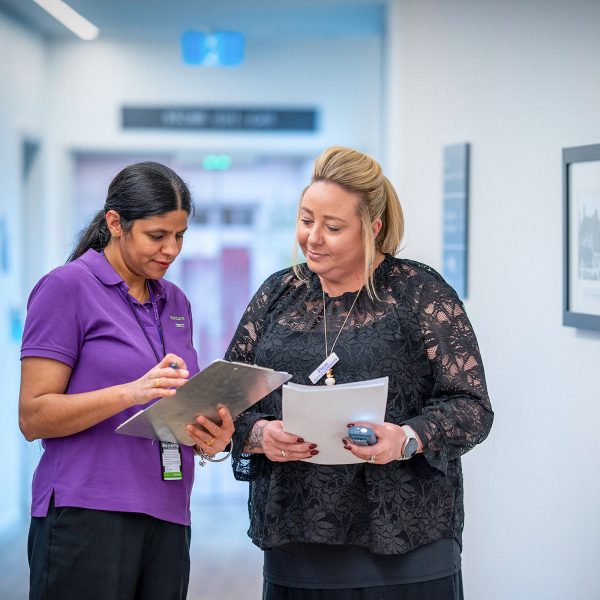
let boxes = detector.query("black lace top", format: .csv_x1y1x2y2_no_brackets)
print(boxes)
226,255,493,555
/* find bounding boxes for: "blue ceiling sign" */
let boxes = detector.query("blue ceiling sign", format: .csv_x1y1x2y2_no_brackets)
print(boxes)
182,31,245,66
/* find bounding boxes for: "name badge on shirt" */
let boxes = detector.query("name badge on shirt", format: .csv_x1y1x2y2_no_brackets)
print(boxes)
160,441,182,481
308,352,339,384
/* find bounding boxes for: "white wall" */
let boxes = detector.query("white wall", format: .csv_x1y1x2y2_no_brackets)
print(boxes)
42,34,384,265
386,1,600,598
0,12,46,536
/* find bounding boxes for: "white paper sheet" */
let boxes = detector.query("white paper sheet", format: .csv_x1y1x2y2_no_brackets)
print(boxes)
282,377,388,465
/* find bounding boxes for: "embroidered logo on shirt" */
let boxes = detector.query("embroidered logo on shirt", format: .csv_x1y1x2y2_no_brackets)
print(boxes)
170,315,186,328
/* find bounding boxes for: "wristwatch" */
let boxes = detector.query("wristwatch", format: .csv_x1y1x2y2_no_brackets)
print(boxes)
400,425,419,460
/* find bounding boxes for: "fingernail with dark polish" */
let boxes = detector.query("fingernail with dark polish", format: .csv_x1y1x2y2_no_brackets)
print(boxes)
297,438,305,443
347,423,355,428
309,443,317,449
310,450,319,455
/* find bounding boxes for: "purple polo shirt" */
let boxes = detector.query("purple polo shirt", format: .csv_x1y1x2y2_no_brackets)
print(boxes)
21,249,199,525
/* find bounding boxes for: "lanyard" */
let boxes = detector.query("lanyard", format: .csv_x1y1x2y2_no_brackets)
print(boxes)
123,281,182,480
124,282,166,363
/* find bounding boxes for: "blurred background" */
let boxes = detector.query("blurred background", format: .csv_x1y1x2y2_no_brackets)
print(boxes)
1,1,599,598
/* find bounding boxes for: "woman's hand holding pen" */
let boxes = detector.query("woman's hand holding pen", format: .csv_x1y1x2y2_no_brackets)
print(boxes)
124,353,189,407
247,419,319,462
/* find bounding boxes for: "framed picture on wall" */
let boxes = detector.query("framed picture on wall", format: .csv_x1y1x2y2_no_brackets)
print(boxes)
563,144,600,331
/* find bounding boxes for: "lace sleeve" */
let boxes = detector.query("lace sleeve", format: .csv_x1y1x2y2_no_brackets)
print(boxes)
405,271,493,474
224,273,282,481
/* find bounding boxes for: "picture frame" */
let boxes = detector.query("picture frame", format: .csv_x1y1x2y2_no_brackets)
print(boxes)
563,144,600,331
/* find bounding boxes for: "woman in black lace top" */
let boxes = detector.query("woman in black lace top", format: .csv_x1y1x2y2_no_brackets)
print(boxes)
226,146,493,600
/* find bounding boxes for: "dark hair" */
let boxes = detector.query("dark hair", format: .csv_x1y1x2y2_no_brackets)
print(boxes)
68,161,192,262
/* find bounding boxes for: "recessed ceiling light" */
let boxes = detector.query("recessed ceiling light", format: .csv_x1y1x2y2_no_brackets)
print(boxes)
33,0,99,40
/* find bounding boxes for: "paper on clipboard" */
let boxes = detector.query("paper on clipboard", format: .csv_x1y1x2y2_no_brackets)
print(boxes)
282,377,388,465
116,359,292,446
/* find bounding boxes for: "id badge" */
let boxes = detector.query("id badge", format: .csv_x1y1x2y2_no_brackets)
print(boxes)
308,352,339,384
160,441,182,481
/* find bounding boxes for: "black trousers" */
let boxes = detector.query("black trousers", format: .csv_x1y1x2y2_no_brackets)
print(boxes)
263,571,464,600
28,498,191,600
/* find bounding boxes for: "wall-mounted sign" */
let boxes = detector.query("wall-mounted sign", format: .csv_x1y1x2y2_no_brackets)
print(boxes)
122,107,317,132
0,216,8,274
442,143,470,299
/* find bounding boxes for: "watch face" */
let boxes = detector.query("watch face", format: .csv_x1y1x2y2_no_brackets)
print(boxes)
404,438,418,459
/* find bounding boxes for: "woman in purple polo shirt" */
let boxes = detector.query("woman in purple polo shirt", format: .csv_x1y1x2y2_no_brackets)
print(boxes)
19,162,234,600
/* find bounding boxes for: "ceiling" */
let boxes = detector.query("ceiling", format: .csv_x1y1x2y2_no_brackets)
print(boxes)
0,0,386,41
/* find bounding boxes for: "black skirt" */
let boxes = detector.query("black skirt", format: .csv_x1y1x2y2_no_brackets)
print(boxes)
263,571,464,600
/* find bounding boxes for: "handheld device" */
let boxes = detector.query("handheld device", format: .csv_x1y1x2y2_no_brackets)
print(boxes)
347,425,377,446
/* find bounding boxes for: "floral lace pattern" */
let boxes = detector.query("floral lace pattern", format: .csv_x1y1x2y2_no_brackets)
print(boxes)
226,255,493,554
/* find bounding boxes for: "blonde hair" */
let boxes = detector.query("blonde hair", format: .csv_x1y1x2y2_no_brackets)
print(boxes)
293,146,404,298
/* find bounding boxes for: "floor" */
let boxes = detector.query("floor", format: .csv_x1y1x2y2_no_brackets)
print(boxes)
0,497,263,600
187,498,263,600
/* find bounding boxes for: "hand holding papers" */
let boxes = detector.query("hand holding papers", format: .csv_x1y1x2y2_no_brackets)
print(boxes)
282,377,388,465
116,360,292,446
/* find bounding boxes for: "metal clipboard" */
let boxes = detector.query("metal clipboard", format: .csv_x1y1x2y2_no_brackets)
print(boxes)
115,359,292,445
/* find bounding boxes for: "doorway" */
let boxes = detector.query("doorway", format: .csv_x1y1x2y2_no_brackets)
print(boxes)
72,150,312,502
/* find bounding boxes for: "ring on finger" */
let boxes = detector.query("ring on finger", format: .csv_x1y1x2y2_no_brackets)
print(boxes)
207,437,214,447
156,377,163,388
368,455,376,464
280,449,286,458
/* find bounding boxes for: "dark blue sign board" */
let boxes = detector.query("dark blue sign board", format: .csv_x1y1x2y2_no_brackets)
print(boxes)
122,107,317,132
442,143,470,299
